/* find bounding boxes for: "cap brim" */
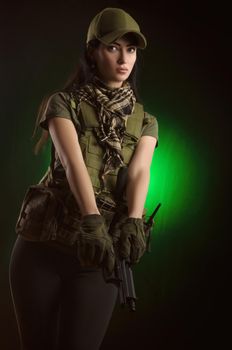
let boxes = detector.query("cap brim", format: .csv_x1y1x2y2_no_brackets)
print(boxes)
97,29,147,49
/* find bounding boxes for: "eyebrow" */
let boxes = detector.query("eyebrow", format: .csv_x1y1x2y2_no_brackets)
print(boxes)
112,41,136,47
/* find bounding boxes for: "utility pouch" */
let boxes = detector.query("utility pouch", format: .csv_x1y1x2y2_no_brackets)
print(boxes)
15,184,63,242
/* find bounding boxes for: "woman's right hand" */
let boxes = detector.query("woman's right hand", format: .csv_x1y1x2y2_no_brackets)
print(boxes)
77,214,115,274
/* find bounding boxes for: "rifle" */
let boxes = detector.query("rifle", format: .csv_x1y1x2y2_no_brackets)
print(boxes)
113,166,161,311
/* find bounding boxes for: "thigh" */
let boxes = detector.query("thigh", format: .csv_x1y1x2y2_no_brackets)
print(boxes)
9,236,61,350
58,266,118,350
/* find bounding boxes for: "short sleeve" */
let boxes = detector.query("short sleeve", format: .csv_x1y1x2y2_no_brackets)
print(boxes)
39,92,80,131
141,112,159,145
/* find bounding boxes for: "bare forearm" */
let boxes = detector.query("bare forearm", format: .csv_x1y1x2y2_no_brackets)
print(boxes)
48,118,100,216
126,168,150,218
66,161,100,216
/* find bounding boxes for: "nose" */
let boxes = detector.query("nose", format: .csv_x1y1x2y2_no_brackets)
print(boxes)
117,49,127,65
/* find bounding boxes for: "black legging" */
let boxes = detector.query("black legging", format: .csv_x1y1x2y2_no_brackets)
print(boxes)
9,236,118,350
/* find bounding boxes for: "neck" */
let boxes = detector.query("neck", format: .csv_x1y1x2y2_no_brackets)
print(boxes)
93,76,128,90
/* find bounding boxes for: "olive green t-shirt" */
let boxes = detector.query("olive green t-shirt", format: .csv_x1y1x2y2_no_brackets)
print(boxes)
39,92,159,141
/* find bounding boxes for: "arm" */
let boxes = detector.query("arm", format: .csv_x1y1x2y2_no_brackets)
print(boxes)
126,135,157,218
48,117,100,216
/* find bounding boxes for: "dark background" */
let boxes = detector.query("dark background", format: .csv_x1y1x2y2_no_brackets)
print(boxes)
0,0,230,349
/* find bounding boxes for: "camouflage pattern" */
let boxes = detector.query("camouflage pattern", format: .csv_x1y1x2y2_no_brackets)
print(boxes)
15,101,146,247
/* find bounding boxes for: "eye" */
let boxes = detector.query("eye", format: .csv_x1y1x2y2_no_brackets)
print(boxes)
107,45,118,52
127,46,136,53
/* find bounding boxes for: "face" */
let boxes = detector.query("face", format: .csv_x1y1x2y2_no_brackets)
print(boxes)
92,37,137,88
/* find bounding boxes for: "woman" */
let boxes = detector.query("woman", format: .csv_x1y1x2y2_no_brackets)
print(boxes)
9,7,158,350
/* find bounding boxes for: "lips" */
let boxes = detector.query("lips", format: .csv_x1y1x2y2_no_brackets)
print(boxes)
117,68,128,74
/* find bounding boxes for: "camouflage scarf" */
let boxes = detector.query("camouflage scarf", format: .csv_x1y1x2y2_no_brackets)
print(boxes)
72,77,136,190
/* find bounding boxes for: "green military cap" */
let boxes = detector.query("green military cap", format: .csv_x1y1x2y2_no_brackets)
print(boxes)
87,7,147,49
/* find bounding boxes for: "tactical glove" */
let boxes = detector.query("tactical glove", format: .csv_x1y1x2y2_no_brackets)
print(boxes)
110,216,146,264
77,214,115,275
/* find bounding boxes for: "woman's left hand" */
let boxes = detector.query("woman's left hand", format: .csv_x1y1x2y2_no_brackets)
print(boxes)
110,216,146,264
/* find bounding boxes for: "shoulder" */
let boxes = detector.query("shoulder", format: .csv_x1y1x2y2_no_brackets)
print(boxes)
43,91,74,117
39,91,76,131
134,103,157,121
46,91,73,107
140,108,159,142
133,103,158,126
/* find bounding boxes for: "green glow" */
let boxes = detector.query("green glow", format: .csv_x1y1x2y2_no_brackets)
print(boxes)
145,118,209,234
38,120,209,236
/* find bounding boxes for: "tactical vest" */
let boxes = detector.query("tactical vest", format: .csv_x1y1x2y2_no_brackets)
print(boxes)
73,100,145,201
15,100,146,247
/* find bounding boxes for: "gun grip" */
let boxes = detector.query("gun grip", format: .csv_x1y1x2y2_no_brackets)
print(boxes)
115,166,128,202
